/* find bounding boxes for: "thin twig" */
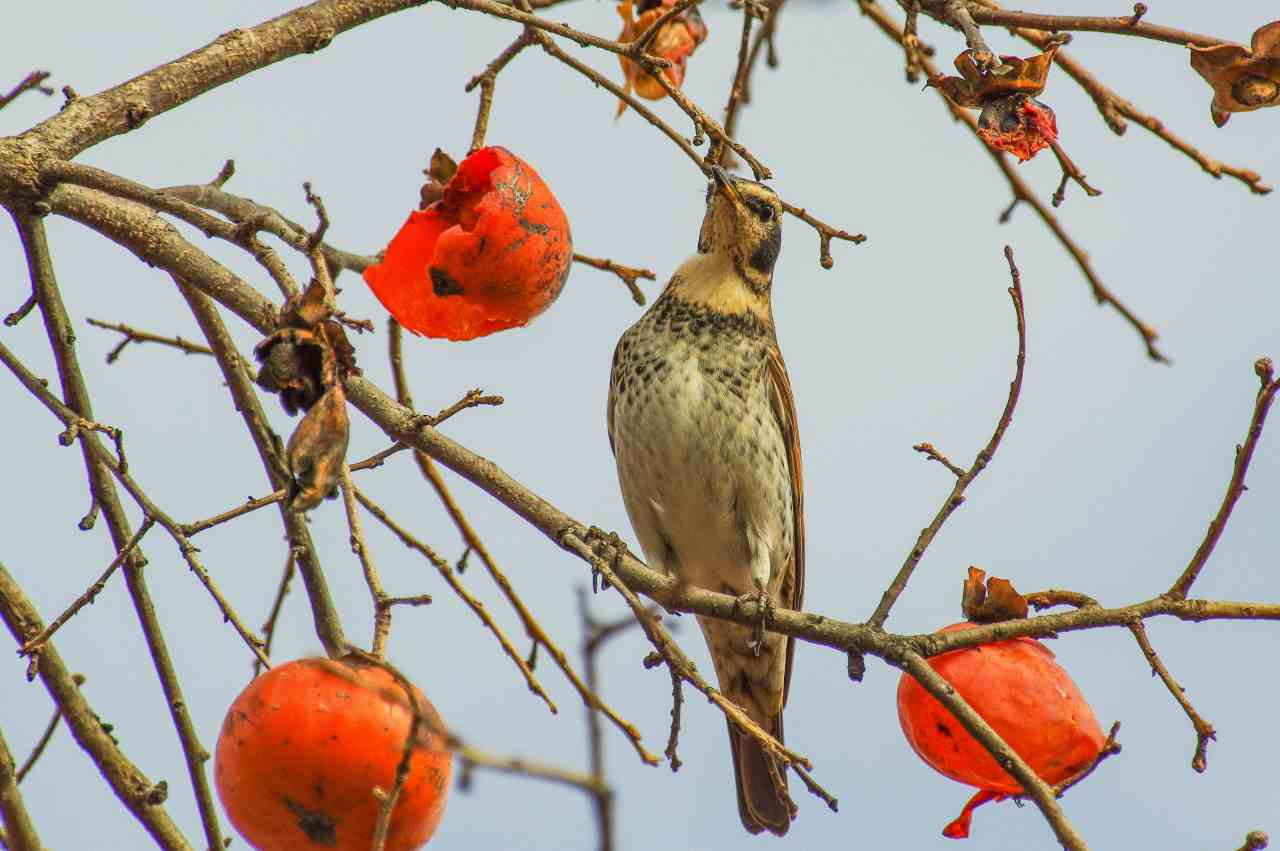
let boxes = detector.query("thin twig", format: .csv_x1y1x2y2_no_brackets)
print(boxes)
3,293,37,327
369,660,424,851
780,202,867,270
572,253,654,306
912,441,965,478
1128,622,1216,772
867,246,1026,628
86,318,213,363
466,31,535,151
340,467,392,657
15,678,83,784
456,746,608,794
18,520,155,665
1052,721,1122,797
181,443,409,536
1047,140,1103,207
352,487,560,713
0,71,53,109
255,550,296,678
1169,359,1279,599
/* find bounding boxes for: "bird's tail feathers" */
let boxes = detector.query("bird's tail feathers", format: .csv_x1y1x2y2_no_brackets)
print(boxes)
727,714,793,836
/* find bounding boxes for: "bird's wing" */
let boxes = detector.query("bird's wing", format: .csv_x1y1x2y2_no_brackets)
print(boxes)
766,344,804,704
607,337,623,457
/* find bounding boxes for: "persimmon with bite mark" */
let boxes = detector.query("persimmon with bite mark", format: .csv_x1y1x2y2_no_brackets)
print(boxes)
214,655,452,850
897,622,1106,839
363,146,572,341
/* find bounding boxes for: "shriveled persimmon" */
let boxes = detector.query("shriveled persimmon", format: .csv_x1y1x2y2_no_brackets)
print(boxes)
362,146,572,341
215,655,452,851
897,622,1106,839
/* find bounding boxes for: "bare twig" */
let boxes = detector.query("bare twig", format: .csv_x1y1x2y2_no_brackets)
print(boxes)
16,678,84,784
1128,622,1216,772
0,71,53,109
181,443,409,536
456,746,607,794
255,551,296,677
943,0,1004,72
3,293,37,327
340,467,392,657
1169,358,1279,599
780,202,867,270
912,441,965,478
353,487,559,713
86,318,213,363
1052,721,1122,796
573,253,655,306
466,31,535,151
18,520,155,666
1047,140,1103,207
868,246,1026,628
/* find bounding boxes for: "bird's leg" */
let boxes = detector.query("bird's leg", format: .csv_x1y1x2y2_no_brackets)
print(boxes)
582,525,634,592
734,581,773,657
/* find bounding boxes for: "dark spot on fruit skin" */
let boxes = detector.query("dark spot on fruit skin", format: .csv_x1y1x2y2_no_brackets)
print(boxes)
284,796,338,846
430,267,465,297
518,216,548,235
936,722,954,738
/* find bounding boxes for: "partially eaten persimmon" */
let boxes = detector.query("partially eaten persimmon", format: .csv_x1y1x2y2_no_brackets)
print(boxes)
897,622,1106,839
363,146,573,341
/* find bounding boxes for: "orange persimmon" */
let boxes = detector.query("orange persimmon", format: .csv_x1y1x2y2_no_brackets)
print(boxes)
363,146,572,341
215,655,452,850
897,623,1105,839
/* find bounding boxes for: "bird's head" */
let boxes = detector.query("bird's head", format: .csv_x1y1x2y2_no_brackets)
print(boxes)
697,166,783,293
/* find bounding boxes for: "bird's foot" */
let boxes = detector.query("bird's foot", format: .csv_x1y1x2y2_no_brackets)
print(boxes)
735,589,774,657
581,525,629,593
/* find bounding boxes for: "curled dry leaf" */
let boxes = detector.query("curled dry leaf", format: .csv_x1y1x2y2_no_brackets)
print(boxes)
928,48,1060,162
285,383,350,511
1189,21,1280,127
363,146,573,341
960,566,1029,623
615,0,709,118
253,277,360,510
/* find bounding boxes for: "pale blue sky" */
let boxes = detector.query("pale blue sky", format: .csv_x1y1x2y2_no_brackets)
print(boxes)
2,2,1278,849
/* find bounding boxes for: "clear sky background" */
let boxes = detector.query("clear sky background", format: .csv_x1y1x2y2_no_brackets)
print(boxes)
3,2,1278,849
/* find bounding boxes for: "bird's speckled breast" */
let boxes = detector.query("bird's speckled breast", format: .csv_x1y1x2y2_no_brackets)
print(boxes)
608,290,794,595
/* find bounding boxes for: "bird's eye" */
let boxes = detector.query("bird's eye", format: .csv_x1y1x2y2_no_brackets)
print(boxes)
755,203,775,223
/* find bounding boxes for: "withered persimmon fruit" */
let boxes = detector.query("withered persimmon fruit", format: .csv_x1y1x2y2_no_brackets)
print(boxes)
897,623,1105,838
363,146,572,341
215,655,452,851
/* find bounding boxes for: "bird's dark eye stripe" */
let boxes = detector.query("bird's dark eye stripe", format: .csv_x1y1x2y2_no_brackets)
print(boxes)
746,198,776,221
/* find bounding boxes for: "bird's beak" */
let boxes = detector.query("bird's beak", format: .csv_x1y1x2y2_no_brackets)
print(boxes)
709,165,742,204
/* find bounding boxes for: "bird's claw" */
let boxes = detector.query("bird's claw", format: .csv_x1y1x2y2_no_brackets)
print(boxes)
735,590,773,657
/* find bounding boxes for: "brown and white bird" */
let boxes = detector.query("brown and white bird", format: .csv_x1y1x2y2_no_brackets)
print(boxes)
608,167,803,836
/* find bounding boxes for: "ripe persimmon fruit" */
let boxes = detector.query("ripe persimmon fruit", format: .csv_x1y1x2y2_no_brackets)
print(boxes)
897,622,1105,838
363,146,573,341
215,655,452,850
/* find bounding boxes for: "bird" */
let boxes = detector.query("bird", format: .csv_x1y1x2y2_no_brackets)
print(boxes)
607,166,804,836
